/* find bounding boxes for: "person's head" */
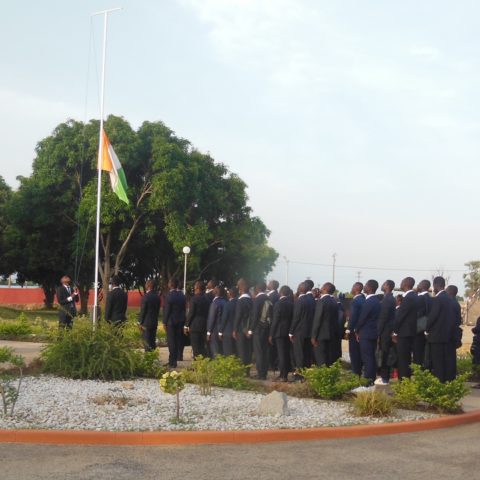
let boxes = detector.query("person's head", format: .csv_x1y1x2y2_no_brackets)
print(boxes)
60,275,71,286
145,279,155,292
206,279,217,290
215,285,226,298
400,277,415,292
312,287,320,299
255,281,267,294
321,282,336,295
364,279,379,295
267,280,279,291
227,286,238,300
297,282,307,295
279,285,290,297
396,294,404,307
432,276,446,294
111,275,121,287
237,278,249,294
169,277,180,290
381,280,395,294
304,279,314,292
351,282,363,295
446,285,458,298
194,280,205,295
417,279,431,293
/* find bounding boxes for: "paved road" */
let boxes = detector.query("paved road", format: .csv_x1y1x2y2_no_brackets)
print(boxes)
0,340,45,364
1,424,479,480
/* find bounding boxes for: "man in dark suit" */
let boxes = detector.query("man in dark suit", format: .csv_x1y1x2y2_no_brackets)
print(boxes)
250,282,272,380
55,275,79,329
219,287,238,356
207,285,227,358
446,284,462,381
289,282,315,376
105,275,128,327
138,280,160,351
233,278,253,373
311,282,340,367
267,279,280,371
269,285,293,381
414,280,431,366
345,282,365,376
267,280,280,305
426,277,453,383
205,279,217,303
185,281,210,358
355,280,381,385
376,279,396,385
163,278,186,368
392,277,418,379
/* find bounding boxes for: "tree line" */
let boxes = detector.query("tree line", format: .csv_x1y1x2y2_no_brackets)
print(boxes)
0,116,278,312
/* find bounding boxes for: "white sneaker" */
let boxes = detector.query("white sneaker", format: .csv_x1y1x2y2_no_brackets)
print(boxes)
374,378,389,386
351,385,375,393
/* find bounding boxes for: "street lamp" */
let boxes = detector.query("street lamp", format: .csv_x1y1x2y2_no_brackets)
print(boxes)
182,246,191,294
283,255,290,285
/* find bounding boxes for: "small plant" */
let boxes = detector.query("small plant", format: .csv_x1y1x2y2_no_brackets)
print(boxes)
456,354,474,379
301,361,365,400
0,346,26,416
190,356,214,395
391,377,421,410
352,390,394,417
134,350,166,379
209,355,249,390
0,313,33,339
159,370,185,420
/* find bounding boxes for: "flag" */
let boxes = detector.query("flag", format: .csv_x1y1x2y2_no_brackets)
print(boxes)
99,129,129,204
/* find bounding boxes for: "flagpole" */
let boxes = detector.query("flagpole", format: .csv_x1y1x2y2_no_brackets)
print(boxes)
92,7,122,327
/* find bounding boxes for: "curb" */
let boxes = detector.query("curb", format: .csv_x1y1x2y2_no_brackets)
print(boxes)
1,409,479,446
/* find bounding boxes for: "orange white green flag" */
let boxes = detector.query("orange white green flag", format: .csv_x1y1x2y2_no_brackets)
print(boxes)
99,129,129,204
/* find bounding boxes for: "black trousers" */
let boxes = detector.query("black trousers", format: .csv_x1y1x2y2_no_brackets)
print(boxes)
396,336,414,379
359,337,376,382
236,332,253,373
142,326,157,352
293,337,313,370
349,336,362,375
253,327,269,379
166,323,183,367
445,341,457,382
190,331,207,358
221,333,236,357
427,342,448,383
275,337,291,379
413,332,426,366
314,340,337,367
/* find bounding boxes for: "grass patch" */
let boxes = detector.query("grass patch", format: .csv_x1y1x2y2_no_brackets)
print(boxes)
352,390,395,417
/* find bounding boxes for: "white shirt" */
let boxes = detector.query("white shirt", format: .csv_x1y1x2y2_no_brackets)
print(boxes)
255,291,267,297
403,290,415,297
365,294,377,299
354,293,364,299
320,294,333,298
239,293,250,299
418,291,429,296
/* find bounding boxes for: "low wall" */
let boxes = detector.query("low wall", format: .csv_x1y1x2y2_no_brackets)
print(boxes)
0,288,143,308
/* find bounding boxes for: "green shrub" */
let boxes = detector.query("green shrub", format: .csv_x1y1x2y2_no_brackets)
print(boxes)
352,390,394,417
411,364,469,413
189,356,214,395
0,346,25,416
134,350,166,379
41,321,139,380
456,354,473,378
0,313,33,338
391,377,421,409
302,361,365,399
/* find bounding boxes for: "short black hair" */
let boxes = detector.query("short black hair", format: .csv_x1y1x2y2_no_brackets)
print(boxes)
433,276,446,290
304,279,314,291
418,279,431,291
270,280,279,290
384,280,395,291
170,277,180,289
366,279,379,293
403,277,415,289
324,282,336,295
111,275,121,287
256,281,267,292
446,285,458,297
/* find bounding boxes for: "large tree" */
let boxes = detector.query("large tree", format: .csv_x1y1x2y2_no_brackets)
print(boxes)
0,176,13,276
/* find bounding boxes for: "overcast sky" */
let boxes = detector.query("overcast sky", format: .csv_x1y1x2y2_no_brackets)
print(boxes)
1,0,478,292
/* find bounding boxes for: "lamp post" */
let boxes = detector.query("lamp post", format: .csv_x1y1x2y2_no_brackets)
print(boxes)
182,246,190,294
332,253,337,285
283,255,290,285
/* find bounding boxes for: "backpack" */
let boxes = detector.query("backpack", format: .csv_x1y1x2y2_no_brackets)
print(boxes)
259,299,273,326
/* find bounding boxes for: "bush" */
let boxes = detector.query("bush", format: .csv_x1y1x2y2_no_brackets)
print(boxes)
189,356,214,395
134,350,166,379
391,377,421,410
41,321,139,380
301,361,365,399
456,354,473,378
0,346,25,416
0,313,33,338
352,390,394,417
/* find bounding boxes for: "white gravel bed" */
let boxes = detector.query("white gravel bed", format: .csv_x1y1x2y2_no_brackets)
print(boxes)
0,376,437,432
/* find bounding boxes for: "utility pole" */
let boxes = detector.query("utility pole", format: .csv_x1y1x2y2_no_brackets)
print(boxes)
356,271,362,282
283,255,290,285
332,253,337,285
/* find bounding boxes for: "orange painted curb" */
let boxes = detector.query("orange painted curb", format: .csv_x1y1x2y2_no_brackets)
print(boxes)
1,409,479,446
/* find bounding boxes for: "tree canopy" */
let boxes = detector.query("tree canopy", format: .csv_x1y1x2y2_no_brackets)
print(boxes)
2,116,278,308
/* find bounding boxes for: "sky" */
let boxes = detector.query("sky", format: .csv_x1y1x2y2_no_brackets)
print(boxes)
0,0,478,292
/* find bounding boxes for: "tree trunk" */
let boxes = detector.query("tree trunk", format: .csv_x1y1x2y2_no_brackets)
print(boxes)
78,284,90,315
42,284,55,309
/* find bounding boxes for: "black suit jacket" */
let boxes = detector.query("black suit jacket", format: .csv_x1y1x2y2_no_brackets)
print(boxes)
356,295,381,340
268,290,280,305
105,287,128,324
378,292,395,349
185,293,210,333
219,297,237,336
311,295,339,341
233,295,253,334
270,296,293,339
250,293,271,332
393,291,418,337
138,290,160,328
426,290,452,343
56,285,78,322
163,290,186,327
289,294,315,338
417,292,432,318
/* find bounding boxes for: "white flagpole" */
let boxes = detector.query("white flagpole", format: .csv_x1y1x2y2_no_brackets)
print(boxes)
92,7,122,327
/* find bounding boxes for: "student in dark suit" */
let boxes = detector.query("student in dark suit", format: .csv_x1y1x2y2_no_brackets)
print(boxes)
105,275,128,327
345,282,365,376
311,282,340,367
267,280,280,371
250,282,272,380
392,277,418,379
355,280,381,385
233,278,253,373
471,317,480,384
446,284,462,381
414,279,431,366
163,278,186,368
426,277,453,383
207,285,227,358
138,280,160,351
219,287,238,356
205,279,217,304
269,285,293,382
185,281,210,358
55,275,79,329
267,280,280,305
289,282,315,376
376,280,396,385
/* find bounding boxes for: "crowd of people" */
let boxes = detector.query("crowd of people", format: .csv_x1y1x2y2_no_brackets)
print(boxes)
55,273,469,385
